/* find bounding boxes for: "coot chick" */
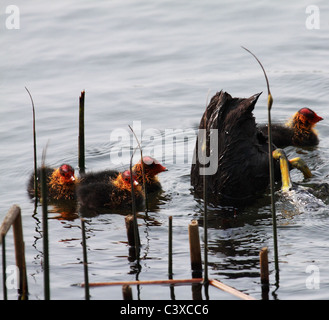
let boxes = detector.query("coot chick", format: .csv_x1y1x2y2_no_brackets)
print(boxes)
79,169,118,185
27,164,77,201
132,156,167,193
191,90,281,207
259,108,323,148
77,170,144,212
79,156,167,193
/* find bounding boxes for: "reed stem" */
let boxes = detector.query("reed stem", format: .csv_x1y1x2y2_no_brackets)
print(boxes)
242,46,279,283
79,90,85,174
128,125,148,212
203,172,208,283
25,87,38,202
2,235,7,300
168,216,173,280
202,91,210,284
0,205,28,299
82,278,204,287
81,218,90,300
39,145,51,300
12,209,28,299
267,96,279,283
129,153,140,259
41,163,50,300
209,279,256,300
81,278,256,300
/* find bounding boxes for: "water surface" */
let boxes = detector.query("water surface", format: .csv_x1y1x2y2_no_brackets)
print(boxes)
1,0,329,299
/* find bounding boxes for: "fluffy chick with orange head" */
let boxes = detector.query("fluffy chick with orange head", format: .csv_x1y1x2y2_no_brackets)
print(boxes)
259,108,323,148
27,164,77,201
132,156,167,193
77,170,143,212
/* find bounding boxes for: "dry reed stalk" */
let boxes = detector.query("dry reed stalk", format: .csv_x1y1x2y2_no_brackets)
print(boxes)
81,278,204,287
0,205,28,299
80,277,256,300
209,279,256,300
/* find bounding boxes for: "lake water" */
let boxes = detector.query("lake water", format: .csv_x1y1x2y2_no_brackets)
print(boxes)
1,0,329,300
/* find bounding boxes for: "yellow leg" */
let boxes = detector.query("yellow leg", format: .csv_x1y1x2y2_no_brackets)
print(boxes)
289,157,312,179
272,149,292,192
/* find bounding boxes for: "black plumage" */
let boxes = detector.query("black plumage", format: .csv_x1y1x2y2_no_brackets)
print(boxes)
191,90,281,206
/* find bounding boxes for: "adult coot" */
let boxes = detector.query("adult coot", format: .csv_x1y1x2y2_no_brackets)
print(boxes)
191,90,281,207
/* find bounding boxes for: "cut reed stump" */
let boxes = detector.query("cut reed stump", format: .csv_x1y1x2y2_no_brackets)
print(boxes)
188,220,202,278
125,215,135,247
260,247,269,300
125,215,139,261
122,284,133,300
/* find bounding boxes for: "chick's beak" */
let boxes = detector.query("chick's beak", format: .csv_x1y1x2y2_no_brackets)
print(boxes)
315,114,323,123
160,165,168,172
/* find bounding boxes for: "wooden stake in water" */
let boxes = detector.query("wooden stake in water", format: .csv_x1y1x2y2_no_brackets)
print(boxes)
79,90,86,174
242,46,279,282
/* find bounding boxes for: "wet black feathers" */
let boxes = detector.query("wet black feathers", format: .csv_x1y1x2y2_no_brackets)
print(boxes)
191,90,280,206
